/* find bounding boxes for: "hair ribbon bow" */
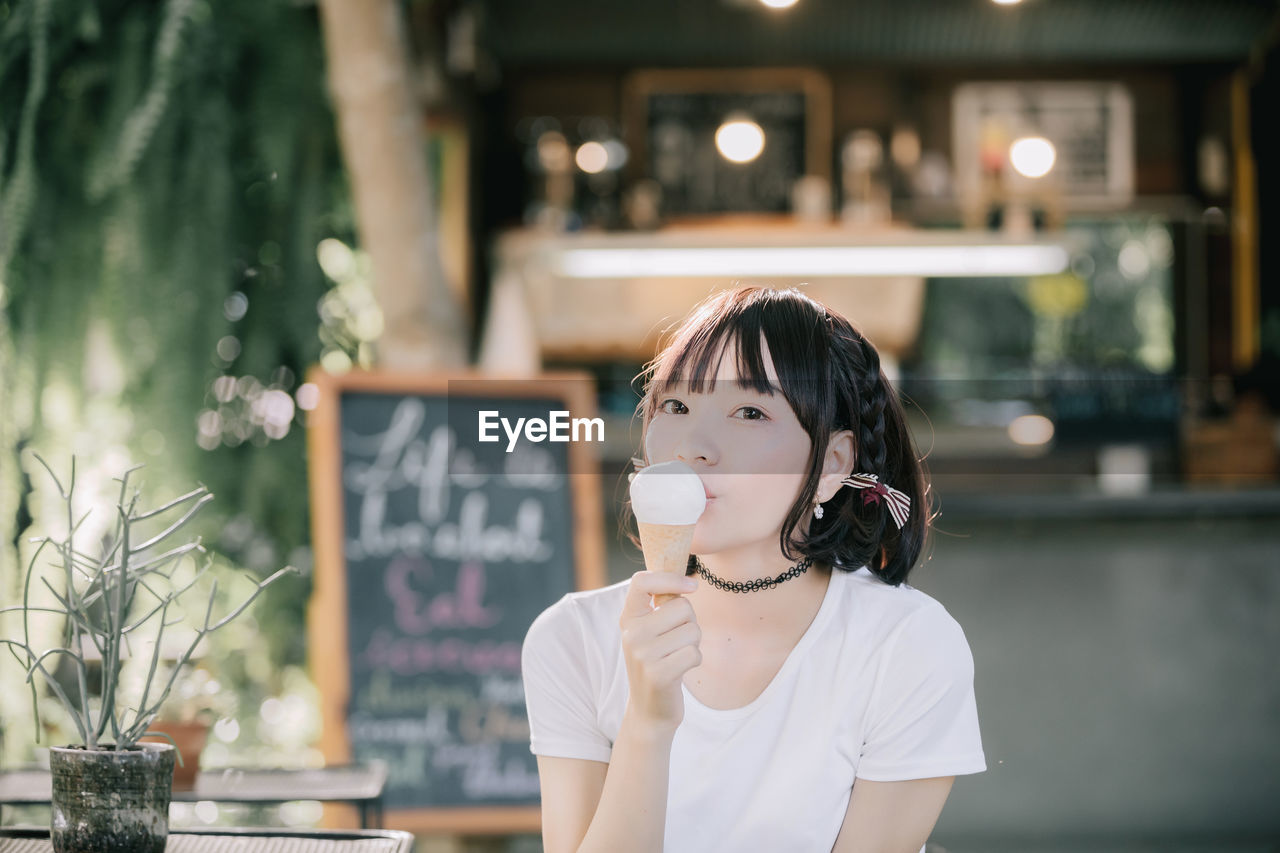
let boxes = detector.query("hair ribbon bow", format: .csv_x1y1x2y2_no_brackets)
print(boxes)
841,473,911,530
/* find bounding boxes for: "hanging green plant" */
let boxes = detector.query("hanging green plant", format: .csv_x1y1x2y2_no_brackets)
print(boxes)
1,0,355,766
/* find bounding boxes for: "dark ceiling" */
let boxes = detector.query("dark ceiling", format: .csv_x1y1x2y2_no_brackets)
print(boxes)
482,0,1279,66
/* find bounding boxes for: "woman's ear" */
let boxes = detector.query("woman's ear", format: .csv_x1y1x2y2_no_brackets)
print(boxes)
817,429,855,501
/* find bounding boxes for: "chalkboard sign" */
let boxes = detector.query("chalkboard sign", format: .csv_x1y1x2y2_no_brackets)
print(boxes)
306,370,605,833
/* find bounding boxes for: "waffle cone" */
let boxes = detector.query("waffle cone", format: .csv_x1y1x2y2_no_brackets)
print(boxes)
637,521,697,582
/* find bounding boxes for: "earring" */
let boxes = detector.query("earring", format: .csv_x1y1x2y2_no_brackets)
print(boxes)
813,499,824,520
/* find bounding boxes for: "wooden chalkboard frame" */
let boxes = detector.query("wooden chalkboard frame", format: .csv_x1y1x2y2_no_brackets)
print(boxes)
305,369,606,833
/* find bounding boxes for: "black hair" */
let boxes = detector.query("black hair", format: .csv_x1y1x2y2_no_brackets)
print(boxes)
628,286,932,587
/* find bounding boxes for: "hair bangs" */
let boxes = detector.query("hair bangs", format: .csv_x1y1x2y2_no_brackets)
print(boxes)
642,294,778,422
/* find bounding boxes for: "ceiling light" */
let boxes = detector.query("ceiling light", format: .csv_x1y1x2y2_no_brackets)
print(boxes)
575,141,609,174
715,118,765,164
1009,136,1056,178
1008,414,1054,446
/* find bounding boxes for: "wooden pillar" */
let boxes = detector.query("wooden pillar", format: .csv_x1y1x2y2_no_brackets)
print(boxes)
317,0,467,371
1230,69,1260,372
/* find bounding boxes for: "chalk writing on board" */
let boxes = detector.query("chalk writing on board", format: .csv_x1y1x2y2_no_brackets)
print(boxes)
310,372,601,825
385,560,501,634
338,392,574,807
344,399,559,562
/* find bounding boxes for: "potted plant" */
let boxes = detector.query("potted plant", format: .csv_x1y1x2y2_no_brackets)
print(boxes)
0,456,294,852
139,665,235,791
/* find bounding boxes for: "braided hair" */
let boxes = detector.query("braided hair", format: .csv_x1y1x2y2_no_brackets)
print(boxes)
631,286,931,587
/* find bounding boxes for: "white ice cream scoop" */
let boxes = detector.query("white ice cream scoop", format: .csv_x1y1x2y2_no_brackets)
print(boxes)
629,460,707,524
630,461,707,605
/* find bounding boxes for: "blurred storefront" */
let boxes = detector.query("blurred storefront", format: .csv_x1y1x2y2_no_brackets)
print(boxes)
407,0,1280,490
404,1,1280,849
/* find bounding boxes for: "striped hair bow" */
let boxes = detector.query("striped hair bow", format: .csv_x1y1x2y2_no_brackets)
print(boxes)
840,473,911,530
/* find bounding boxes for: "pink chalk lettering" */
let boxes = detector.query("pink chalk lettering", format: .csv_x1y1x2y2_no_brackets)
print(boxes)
385,558,501,635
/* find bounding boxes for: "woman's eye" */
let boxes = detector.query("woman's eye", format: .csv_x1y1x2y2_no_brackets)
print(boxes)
735,406,767,421
658,399,688,415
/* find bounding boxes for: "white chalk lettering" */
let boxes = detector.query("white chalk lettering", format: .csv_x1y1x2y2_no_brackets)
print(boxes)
341,400,558,562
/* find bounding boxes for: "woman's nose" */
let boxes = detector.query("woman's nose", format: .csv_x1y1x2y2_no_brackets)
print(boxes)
673,419,718,467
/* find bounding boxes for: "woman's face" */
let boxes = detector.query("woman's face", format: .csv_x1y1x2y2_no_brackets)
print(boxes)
644,337,812,558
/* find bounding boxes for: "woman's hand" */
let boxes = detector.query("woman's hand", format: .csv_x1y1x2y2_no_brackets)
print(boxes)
618,571,702,733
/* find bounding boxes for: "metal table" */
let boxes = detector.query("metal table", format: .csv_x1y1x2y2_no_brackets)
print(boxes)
0,764,388,830
0,827,413,852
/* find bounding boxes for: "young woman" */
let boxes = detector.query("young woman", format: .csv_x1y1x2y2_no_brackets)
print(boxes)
522,287,986,853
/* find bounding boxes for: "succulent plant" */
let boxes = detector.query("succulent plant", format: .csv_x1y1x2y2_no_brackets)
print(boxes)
1,454,294,751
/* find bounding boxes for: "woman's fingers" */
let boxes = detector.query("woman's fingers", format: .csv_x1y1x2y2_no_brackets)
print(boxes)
620,571,697,622
620,595,696,652
619,571,702,730
646,620,702,662
650,643,702,681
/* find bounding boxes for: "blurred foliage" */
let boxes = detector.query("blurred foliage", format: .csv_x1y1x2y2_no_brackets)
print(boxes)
910,218,1176,379
0,0,354,764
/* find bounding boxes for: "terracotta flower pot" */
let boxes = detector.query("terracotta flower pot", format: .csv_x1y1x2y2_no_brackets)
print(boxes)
49,742,175,853
142,720,209,791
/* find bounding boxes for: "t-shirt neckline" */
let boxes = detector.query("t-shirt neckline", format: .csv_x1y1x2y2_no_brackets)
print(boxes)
681,566,847,721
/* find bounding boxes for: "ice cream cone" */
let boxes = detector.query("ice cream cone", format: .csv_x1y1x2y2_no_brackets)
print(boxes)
630,460,706,605
638,521,697,605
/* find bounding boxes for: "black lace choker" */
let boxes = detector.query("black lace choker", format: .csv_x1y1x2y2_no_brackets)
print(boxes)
692,556,814,594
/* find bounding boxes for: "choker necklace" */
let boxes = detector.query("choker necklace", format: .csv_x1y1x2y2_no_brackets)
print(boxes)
693,556,813,594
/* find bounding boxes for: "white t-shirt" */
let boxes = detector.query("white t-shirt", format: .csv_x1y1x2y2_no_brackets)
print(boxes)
521,565,986,853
